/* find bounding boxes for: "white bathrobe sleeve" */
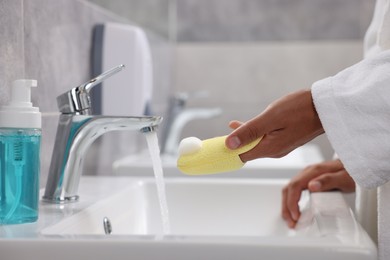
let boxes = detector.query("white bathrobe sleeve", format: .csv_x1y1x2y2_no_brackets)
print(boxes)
312,0,390,190
312,50,390,189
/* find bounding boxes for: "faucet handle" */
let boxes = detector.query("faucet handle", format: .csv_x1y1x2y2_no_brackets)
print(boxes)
57,64,125,114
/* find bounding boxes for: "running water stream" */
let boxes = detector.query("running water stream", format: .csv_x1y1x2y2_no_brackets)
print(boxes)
144,131,171,235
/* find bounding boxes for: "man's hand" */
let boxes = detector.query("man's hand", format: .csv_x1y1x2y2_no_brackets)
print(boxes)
281,159,355,228
226,90,324,162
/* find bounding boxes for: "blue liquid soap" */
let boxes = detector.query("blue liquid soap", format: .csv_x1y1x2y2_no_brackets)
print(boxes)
0,128,41,224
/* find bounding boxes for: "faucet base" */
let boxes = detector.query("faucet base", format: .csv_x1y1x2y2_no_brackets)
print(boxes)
41,195,79,204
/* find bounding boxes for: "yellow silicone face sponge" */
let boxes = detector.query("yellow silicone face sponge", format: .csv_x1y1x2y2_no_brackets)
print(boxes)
177,135,262,175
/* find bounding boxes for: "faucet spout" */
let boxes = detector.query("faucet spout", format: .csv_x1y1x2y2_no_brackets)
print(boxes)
42,115,162,203
43,65,162,204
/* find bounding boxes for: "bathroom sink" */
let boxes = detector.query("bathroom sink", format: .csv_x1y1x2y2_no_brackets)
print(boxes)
0,176,376,260
113,144,324,178
42,178,293,236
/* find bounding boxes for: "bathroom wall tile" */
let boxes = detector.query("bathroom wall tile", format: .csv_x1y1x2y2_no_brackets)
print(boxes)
87,0,171,39
176,0,375,42
21,0,173,185
23,0,121,113
174,42,363,105
24,0,172,118
21,0,172,185
0,0,24,106
22,0,122,185
174,41,364,158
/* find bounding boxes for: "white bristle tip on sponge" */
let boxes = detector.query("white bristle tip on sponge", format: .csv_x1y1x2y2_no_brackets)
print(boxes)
178,137,202,155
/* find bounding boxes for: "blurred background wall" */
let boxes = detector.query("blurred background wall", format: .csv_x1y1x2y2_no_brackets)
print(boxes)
0,0,172,185
0,0,375,187
89,0,375,159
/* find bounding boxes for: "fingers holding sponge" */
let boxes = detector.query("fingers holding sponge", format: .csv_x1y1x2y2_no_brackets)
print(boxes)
177,135,262,175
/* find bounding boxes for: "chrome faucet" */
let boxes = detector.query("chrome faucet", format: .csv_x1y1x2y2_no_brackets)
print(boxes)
42,65,162,203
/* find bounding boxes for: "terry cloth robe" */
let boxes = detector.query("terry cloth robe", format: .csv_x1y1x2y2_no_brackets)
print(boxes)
311,0,390,259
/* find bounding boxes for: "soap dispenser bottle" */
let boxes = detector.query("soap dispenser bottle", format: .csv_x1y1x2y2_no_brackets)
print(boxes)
0,80,41,224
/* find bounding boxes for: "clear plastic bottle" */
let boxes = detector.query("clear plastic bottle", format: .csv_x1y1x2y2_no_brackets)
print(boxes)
0,80,41,224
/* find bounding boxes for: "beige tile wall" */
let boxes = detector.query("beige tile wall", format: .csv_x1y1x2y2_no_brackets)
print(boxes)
174,41,364,159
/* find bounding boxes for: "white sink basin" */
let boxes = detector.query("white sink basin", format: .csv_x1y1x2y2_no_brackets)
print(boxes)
113,144,324,178
43,179,292,236
0,176,376,260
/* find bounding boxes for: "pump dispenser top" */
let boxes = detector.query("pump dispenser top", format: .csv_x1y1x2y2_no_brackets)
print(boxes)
0,79,41,129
